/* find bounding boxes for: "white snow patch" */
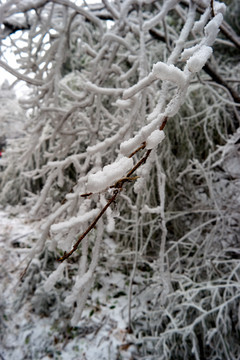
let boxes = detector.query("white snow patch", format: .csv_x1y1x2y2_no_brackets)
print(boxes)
0,209,137,360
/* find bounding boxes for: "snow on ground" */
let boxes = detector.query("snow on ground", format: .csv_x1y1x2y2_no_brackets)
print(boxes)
0,209,137,360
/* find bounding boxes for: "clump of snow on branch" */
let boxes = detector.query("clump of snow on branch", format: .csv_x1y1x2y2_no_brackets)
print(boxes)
87,156,133,193
186,45,213,73
146,130,165,150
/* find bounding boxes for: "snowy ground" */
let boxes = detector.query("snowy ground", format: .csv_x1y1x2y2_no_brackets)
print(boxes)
0,209,137,360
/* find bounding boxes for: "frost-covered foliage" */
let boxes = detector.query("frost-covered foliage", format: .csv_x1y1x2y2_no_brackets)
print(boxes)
0,81,26,203
0,0,240,359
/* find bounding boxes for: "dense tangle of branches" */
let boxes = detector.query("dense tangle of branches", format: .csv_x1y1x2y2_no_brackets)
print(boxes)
0,0,239,358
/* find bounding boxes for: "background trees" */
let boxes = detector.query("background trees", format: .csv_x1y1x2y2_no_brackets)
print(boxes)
0,0,239,358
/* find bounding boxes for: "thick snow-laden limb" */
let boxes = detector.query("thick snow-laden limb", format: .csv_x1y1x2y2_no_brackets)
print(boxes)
122,75,155,100
103,33,135,52
182,10,224,61
151,63,187,87
122,62,187,100
102,0,119,20
84,81,124,96
30,170,58,217
204,13,223,46
213,2,227,15
192,7,211,34
167,2,197,65
87,156,134,193
142,0,179,31
65,271,92,307
193,1,225,35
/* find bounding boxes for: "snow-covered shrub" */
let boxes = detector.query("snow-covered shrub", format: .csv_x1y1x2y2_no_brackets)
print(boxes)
0,0,239,358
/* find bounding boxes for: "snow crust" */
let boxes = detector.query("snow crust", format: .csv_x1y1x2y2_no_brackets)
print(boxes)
115,98,133,108
146,130,165,150
120,134,143,156
120,115,166,156
152,62,186,88
214,2,226,15
186,45,213,73
87,156,133,193
192,8,210,33
181,44,200,61
122,62,186,100
205,13,223,46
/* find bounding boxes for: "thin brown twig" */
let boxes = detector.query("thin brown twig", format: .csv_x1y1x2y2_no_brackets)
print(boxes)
110,176,139,189
80,192,93,197
57,153,148,261
127,149,152,178
58,190,119,261
210,0,215,18
129,142,146,157
58,117,168,261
